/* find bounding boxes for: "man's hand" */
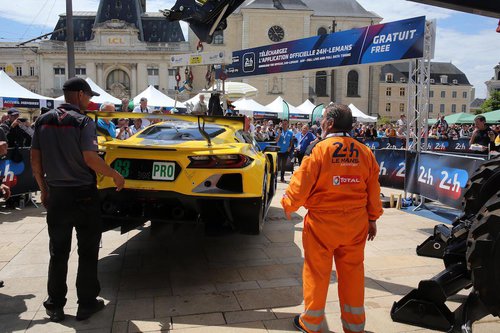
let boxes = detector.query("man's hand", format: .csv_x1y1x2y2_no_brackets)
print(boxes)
113,171,125,191
1,184,11,200
368,221,377,241
0,141,7,156
40,189,49,208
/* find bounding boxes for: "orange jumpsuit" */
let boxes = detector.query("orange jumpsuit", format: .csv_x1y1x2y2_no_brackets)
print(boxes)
281,133,383,333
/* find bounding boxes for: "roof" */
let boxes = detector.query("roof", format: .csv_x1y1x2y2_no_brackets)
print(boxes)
301,0,380,18
381,62,471,85
50,0,184,43
470,98,486,108
239,0,379,18
243,0,309,11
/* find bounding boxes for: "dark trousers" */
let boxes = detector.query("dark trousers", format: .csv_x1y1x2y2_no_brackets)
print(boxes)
277,152,290,180
44,185,102,309
297,152,305,166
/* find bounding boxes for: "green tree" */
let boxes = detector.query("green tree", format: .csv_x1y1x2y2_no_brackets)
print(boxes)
479,91,500,114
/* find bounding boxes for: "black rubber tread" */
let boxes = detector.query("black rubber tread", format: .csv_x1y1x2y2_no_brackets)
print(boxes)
462,156,500,216
466,191,500,316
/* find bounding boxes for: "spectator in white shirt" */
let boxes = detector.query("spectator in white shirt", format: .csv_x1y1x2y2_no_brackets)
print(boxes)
132,97,151,127
131,118,145,135
115,118,133,140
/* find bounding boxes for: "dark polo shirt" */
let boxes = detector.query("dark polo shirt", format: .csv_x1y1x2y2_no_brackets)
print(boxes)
31,104,98,187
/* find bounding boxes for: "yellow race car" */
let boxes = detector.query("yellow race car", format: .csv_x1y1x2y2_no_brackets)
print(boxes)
94,113,278,235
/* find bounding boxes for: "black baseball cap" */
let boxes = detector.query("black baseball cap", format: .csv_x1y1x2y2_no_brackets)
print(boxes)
7,108,20,115
63,77,100,96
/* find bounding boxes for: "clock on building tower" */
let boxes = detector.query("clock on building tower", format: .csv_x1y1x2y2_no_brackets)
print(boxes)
268,25,284,42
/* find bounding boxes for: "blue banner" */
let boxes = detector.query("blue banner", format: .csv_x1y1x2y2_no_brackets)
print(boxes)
226,16,425,78
405,152,485,209
0,148,39,196
374,149,406,190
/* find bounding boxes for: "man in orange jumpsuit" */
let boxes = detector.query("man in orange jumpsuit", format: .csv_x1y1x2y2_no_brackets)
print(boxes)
281,103,383,333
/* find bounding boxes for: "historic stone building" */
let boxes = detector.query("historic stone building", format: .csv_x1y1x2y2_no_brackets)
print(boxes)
485,62,500,98
190,0,383,113
0,0,188,99
379,62,473,120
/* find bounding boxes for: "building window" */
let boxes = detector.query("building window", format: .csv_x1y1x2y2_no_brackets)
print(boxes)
429,90,434,98
147,67,159,89
386,87,391,96
315,71,327,97
461,104,466,112
451,104,456,113
347,70,359,97
462,91,467,99
385,73,393,82
54,67,66,90
168,69,178,91
429,104,434,113
399,103,404,112
452,91,457,98
440,91,445,98
16,66,22,76
399,87,405,96
317,27,328,35
440,104,445,113
213,30,224,44
385,103,391,112
75,67,86,77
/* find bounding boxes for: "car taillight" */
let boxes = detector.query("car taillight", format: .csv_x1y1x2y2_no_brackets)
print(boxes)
188,154,253,168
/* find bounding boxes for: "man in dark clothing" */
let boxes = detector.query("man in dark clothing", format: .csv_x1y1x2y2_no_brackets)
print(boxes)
470,115,496,150
0,108,32,147
31,77,124,323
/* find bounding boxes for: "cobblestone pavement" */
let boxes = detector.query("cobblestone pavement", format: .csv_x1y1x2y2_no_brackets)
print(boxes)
1,181,499,333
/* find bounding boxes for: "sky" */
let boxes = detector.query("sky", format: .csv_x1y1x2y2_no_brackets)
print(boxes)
0,0,498,98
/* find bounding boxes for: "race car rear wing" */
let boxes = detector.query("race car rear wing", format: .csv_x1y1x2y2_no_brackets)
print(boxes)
88,112,246,143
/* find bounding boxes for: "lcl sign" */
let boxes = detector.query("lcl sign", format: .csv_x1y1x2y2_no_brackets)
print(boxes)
108,37,125,45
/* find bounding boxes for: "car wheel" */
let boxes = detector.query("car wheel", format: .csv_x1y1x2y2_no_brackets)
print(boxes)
234,172,267,235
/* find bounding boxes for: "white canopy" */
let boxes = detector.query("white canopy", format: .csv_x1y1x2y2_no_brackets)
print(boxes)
296,99,316,114
0,70,53,108
211,81,258,99
265,96,307,120
133,85,184,108
348,103,377,122
233,97,275,117
85,78,122,104
55,77,123,105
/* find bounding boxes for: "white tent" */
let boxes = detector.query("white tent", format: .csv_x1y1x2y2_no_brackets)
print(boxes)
233,97,275,117
265,96,307,120
0,70,53,108
55,77,122,105
296,99,316,114
133,85,184,108
210,81,258,99
348,103,377,122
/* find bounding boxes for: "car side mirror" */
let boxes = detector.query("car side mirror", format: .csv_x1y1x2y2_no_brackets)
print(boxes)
263,145,280,153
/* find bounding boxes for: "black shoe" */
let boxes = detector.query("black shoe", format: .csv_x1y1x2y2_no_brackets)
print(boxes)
293,315,308,333
0,280,4,288
45,308,65,322
76,299,105,321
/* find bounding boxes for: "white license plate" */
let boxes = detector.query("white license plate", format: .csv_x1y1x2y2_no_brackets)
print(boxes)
152,162,176,180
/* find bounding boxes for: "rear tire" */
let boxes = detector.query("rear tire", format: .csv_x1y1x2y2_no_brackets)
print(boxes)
462,156,500,216
466,191,500,316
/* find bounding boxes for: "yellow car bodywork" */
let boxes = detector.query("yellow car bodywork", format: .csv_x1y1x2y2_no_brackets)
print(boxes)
93,113,278,234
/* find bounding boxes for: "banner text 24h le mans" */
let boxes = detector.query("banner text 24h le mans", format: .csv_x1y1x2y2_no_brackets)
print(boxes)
226,16,425,78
